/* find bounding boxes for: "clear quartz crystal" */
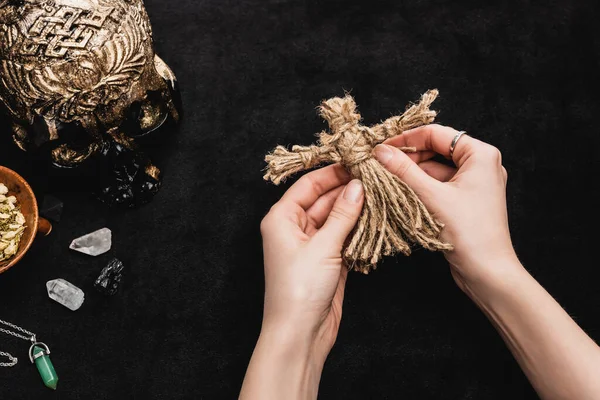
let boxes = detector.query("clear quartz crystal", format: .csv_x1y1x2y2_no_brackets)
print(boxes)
46,279,85,311
69,228,112,256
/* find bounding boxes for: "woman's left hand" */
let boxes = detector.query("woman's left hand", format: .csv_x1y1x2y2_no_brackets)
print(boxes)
241,165,364,400
261,164,364,356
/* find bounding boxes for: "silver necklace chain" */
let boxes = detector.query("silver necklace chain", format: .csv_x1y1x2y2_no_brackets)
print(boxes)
0,351,18,367
0,319,36,368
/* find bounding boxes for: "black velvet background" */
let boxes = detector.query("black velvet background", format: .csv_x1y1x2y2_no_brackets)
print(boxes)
1,0,600,399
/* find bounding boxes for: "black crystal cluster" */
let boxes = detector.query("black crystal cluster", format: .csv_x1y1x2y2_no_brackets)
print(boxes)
94,258,125,296
95,142,161,208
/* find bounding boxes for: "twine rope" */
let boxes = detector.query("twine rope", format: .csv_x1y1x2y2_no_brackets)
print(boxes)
264,90,452,273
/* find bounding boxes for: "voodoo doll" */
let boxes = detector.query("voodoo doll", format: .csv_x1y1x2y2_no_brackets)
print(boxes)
264,90,452,273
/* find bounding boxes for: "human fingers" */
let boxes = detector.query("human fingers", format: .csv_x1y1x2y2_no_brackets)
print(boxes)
384,124,478,168
383,136,436,164
313,180,364,251
280,164,351,210
418,160,457,182
373,144,442,196
406,150,437,164
305,185,345,232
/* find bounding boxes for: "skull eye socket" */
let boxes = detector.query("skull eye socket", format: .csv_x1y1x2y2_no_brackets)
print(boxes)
118,90,168,138
138,99,167,133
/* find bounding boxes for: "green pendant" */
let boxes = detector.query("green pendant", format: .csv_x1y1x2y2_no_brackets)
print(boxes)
29,344,58,390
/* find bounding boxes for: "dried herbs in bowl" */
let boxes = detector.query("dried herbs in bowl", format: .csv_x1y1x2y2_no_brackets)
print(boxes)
0,183,26,262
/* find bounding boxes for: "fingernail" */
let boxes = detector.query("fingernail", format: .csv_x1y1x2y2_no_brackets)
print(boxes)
374,144,393,164
344,180,364,204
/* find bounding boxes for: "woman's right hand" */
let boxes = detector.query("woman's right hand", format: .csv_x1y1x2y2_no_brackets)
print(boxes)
373,124,519,291
375,124,600,400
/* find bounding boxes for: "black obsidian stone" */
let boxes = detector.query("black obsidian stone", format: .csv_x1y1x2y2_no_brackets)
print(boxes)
95,142,161,208
94,258,125,296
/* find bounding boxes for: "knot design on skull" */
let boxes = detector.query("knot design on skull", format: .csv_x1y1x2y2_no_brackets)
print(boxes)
20,4,115,58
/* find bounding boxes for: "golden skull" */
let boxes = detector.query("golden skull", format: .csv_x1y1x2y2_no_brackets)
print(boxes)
0,0,180,206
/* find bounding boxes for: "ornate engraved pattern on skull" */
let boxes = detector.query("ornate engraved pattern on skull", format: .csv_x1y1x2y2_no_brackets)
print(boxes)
0,1,148,123
20,4,115,58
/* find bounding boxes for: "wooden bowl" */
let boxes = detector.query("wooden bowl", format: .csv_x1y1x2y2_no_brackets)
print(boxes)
0,166,52,274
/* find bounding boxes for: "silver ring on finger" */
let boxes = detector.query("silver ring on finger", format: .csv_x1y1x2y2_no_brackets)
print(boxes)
449,131,467,158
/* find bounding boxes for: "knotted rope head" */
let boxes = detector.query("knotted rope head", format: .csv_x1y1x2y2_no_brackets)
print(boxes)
264,90,452,273
318,96,375,170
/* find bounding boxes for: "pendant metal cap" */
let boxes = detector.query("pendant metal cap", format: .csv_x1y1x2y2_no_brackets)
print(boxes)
28,342,50,364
